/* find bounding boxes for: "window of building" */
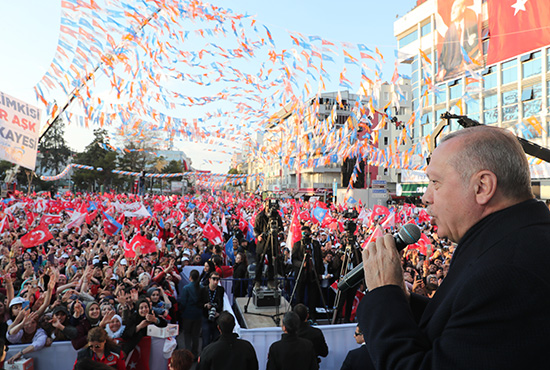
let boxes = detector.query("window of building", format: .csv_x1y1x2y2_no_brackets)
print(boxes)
421,21,432,37
449,79,462,100
399,30,418,48
523,83,542,118
483,93,498,124
501,90,518,122
482,27,490,56
521,51,542,78
413,115,421,139
501,59,517,85
435,84,446,104
482,66,497,89
399,107,407,115
421,113,431,136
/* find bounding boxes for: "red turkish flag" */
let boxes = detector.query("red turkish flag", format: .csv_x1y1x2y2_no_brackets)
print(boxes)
129,234,157,255
369,205,390,224
285,206,302,251
21,223,53,248
124,335,151,370
40,214,62,225
122,233,135,258
0,216,9,234
487,0,550,65
203,219,223,245
86,210,98,225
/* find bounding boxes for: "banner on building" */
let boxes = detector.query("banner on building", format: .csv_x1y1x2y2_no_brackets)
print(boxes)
487,0,550,65
436,0,483,82
0,91,41,170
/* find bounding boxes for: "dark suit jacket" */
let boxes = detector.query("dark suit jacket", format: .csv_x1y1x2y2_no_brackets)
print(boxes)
267,333,318,370
358,199,550,369
254,210,283,256
340,345,375,370
198,333,258,370
297,321,328,359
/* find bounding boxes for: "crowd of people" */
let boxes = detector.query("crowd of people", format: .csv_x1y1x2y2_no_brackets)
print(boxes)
0,182,456,370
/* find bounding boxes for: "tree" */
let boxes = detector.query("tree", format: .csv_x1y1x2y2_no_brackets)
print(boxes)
72,129,122,192
37,117,73,176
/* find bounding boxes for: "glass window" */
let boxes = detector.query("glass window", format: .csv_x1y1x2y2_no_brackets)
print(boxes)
483,93,498,124
523,83,542,118
501,59,517,85
466,97,480,115
421,113,432,137
399,30,418,48
483,67,497,89
413,116,421,139
435,84,446,104
435,108,446,123
421,22,432,37
502,90,518,122
522,51,542,78
449,80,463,100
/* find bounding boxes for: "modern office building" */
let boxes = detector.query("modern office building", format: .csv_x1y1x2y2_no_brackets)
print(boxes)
395,0,550,198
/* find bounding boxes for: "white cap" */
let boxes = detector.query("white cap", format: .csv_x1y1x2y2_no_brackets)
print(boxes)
120,259,128,266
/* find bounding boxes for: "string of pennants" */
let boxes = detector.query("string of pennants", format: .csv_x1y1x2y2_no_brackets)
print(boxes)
40,163,262,187
32,0,548,176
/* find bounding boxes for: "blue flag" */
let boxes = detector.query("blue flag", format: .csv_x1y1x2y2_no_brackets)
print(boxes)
225,237,235,264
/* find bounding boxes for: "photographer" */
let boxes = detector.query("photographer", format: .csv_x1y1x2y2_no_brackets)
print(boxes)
199,271,224,348
253,199,284,290
333,212,362,323
291,226,323,322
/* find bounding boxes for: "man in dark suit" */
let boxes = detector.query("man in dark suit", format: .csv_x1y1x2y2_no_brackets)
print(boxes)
266,312,318,370
292,226,324,321
359,126,550,369
198,311,258,370
254,199,283,290
293,304,328,364
340,325,374,370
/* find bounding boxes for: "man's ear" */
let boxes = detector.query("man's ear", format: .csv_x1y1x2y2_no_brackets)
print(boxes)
473,170,497,205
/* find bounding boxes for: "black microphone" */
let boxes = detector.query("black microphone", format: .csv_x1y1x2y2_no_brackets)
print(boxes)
337,223,421,292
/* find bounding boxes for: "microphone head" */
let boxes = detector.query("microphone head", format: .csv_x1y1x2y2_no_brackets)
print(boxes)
398,223,421,246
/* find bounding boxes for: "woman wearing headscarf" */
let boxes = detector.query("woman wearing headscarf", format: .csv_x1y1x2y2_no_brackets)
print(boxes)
121,298,167,356
105,314,125,340
71,301,113,350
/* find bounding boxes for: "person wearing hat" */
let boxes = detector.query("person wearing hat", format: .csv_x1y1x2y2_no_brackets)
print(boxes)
49,305,77,342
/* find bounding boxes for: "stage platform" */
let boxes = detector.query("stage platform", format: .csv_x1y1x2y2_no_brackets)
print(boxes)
235,296,291,328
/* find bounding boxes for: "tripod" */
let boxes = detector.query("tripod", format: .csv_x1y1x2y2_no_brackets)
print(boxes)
331,233,361,324
288,240,332,322
243,216,284,325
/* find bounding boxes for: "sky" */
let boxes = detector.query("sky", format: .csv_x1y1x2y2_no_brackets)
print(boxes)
0,0,416,174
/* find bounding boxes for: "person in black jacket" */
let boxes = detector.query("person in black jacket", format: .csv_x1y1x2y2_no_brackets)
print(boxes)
267,311,318,370
340,325,374,370
197,311,258,370
73,327,126,370
359,126,550,369
253,199,283,290
292,226,324,321
231,252,249,298
178,269,202,358
293,304,328,364
120,298,167,356
198,271,224,348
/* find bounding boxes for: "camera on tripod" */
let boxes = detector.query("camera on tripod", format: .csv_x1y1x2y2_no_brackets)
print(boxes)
267,199,280,219
343,208,359,235
208,303,218,321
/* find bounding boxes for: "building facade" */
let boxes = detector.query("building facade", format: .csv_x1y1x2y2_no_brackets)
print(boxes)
395,0,550,198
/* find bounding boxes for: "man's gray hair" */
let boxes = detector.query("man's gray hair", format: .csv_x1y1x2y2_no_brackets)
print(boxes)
441,126,533,200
